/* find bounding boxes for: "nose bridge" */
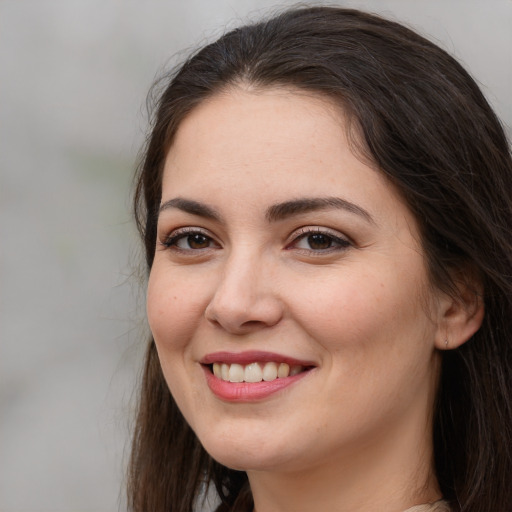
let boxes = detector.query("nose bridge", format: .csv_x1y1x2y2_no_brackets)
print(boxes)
223,245,262,300
205,243,282,332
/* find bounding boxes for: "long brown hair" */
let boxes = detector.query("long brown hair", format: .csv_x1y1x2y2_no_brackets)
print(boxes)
129,7,512,512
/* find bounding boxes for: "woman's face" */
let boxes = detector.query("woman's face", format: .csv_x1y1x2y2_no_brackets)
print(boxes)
147,88,444,474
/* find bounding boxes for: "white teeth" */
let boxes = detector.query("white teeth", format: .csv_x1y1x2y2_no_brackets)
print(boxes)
228,363,244,382
277,362,290,378
262,362,278,381
244,363,263,383
212,361,305,382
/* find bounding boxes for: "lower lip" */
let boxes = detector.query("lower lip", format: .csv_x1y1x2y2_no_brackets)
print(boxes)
203,366,310,402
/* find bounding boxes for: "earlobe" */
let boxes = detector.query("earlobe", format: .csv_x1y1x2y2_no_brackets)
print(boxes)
435,280,485,350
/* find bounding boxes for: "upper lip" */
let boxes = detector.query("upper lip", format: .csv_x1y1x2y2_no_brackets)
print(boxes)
200,350,317,367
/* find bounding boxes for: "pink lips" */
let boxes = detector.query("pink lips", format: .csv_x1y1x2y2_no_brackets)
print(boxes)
201,350,314,367
201,351,315,402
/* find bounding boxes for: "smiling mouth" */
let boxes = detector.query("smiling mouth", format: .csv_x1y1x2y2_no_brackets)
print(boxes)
207,362,311,383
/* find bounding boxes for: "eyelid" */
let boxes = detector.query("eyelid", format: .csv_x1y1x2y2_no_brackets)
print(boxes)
160,226,220,250
289,225,352,242
286,226,353,252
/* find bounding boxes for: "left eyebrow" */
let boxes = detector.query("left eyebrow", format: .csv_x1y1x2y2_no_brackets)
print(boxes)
266,197,375,224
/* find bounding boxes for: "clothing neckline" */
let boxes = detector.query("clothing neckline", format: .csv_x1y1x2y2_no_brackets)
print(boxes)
403,499,450,512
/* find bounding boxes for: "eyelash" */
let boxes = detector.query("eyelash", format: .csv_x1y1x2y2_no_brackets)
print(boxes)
287,227,352,254
161,227,220,252
160,226,352,255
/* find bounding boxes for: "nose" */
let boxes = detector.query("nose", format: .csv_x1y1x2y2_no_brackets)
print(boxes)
204,251,284,334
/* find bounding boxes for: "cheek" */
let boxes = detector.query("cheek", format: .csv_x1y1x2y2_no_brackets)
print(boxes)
288,260,433,357
146,266,210,418
288,270,436,437
291,273,390,340
146,265,207,351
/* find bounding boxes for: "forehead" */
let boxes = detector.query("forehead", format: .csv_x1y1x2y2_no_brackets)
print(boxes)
161,87,410,225
164,87,372,186
171,86,344,152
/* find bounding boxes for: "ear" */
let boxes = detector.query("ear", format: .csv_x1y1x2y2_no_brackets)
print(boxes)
434,275,485,350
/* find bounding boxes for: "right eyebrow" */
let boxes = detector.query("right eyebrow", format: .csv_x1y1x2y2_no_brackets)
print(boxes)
158,197,222,221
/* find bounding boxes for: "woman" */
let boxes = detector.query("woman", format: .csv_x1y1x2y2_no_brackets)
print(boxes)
128,6,512,512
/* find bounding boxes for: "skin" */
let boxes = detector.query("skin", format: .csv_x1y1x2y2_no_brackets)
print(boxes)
147,87,483,512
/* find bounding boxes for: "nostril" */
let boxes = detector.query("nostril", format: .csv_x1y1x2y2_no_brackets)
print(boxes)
204,289,284,333
241,320,267,328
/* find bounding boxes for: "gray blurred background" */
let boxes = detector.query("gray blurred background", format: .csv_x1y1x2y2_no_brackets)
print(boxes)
1,1,510,511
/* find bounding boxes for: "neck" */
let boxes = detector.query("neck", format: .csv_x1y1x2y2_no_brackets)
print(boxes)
247,402,441,512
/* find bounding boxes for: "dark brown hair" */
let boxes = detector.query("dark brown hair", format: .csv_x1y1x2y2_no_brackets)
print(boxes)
129,7,512,512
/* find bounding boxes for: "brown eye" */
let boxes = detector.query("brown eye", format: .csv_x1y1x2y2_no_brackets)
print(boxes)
187,233,210,249
163,230,217,251
291,229,351,253
306,233,333,250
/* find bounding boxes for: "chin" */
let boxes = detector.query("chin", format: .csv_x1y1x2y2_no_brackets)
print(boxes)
195,423,294,472
207,446,289,472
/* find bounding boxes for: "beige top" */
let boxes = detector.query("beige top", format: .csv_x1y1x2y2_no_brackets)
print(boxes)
404,500,451,512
